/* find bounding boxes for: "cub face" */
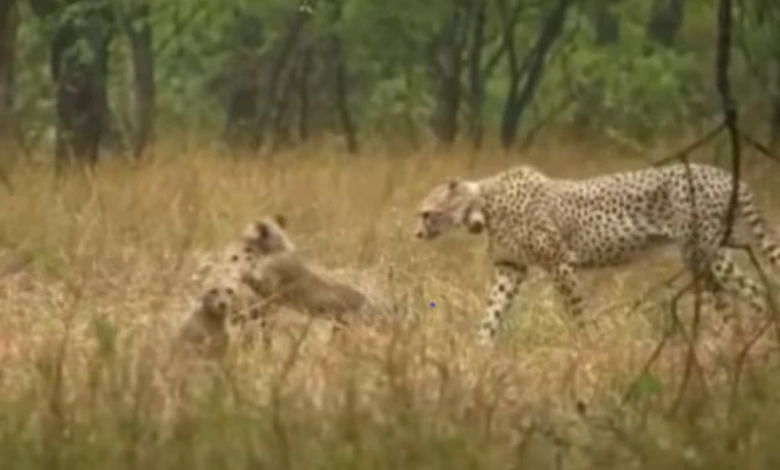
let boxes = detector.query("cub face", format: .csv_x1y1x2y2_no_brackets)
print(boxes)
201,285,237,320
241,214,295,255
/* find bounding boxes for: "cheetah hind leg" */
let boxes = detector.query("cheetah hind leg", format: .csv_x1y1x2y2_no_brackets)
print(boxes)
706,249,768,320
677,248,739,335
697,272,738,331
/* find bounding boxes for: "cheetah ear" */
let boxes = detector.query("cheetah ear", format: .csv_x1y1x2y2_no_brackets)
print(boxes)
273,213,287,229
447,178,460,191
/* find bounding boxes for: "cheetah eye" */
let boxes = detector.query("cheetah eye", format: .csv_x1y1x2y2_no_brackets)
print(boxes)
421,211,432,220
226,287,235,296
230,255,239,262
207,288,218,296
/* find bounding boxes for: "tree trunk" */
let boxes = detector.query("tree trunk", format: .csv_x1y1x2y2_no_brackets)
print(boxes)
0,0,16,143
331,34,358,153
298,46,312,142
255,4,310,150
429,0,469,147
121,0,155,159
272,65,296,150
467,0,487,149
592,0,621,45
646,0,685,47
771,58,780,148
51,2,113,171
499,0,571,150
222,10,264,149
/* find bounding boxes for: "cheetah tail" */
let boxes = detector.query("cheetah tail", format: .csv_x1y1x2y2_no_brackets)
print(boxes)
738,184,780,267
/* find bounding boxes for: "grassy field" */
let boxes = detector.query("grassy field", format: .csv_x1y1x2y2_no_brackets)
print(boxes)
1,136,780,469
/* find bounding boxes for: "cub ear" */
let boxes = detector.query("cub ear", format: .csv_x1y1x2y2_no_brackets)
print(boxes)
273,213,287,228
257,221,269,239
447,178,460,191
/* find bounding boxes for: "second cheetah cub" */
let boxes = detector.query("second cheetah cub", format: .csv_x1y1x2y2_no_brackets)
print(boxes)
240,214,296,257
240,251,376,334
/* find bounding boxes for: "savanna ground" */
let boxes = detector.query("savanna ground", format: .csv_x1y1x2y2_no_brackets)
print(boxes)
2,135,780,469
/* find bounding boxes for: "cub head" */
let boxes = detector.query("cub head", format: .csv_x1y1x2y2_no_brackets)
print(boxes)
200,285,237,320
415,178,485,240
241,214,296,256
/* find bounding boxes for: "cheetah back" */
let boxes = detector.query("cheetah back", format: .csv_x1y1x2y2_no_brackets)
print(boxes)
482,163,745,268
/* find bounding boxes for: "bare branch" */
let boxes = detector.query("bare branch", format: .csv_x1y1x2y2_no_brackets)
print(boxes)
716,0,742,247
651,121,726,167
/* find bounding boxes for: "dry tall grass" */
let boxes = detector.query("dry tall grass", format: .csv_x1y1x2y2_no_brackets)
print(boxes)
1,137,780,469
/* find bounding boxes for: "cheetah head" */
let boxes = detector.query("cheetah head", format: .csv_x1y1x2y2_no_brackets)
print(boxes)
241,214,296,255
201,285,237,320
415,178,485,240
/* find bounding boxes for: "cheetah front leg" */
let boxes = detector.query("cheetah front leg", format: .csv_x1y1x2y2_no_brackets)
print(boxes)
550,262,585,321
478,262,528,344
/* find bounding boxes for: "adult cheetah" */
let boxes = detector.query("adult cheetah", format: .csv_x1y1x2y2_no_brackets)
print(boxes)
414,163,780,344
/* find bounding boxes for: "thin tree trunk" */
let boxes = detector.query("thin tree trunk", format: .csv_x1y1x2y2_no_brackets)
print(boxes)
771,58,780,148
51,3,112,171
222,9,264,150
298,46,312,142
429,0,469,147
331,34,358,153
592,0,621,45
499,0,571,150
256,4,310,149
646,0,685,47
272,66,297,150
0,0,16,142
467,0,487,149
120,0,155,159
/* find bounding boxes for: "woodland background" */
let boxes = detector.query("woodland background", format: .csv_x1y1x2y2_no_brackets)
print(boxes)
0,0,779,165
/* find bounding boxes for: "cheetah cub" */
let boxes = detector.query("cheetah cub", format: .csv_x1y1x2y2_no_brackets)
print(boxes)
241,214,296,257
227,214,298,340
240,251,377,344
175,284,237,359
195,214,295,282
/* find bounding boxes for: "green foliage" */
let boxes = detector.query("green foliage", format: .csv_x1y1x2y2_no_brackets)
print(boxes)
552,43,707,140
625,371,664,404
8,0,780,149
